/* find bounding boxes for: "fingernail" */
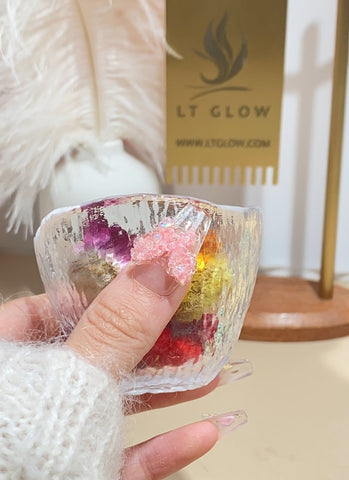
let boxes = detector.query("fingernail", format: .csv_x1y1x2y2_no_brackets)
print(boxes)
131,263,178,296
205,410,248,439
131,204,212,285
172,204,212,253
218,359,253,386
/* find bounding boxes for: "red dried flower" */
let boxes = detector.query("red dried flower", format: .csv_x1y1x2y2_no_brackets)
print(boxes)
141,326,203,368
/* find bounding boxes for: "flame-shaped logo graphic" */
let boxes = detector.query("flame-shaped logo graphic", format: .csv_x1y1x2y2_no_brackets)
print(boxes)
190,13,250,100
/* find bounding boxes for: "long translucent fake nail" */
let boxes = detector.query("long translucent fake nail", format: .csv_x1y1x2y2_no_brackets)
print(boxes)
172,203,212,248
218,359,253,386
131,204,212,285
205,410,248,439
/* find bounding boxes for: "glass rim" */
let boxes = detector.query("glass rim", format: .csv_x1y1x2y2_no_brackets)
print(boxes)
35,192,262,233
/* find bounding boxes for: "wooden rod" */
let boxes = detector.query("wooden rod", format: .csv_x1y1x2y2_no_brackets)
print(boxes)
319,0,349,298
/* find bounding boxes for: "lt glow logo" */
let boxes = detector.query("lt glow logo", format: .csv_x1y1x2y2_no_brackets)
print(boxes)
189,13,250,100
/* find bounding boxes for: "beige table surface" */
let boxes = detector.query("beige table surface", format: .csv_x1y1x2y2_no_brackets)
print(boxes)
1,254,349,479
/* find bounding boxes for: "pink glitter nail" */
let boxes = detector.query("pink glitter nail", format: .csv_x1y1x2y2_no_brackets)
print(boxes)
131,205,211,285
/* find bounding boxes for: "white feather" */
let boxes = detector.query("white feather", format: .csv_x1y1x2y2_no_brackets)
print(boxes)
0,0,165,233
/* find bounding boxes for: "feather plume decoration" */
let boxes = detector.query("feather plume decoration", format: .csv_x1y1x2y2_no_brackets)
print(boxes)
0,0,165,233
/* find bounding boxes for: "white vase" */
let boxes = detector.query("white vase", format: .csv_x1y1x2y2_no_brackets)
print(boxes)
38,140,162,220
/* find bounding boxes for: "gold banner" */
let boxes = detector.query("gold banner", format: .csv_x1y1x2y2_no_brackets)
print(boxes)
166,0,287,185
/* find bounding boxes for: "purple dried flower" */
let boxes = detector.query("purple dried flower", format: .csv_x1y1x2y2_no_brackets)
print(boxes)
82,205,133,265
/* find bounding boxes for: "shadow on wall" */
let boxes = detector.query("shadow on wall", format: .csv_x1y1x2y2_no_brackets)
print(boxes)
0,254,43,297
286,24,333,273
0,198,41,255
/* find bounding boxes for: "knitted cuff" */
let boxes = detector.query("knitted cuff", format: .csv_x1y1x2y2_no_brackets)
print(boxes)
0,341,124,480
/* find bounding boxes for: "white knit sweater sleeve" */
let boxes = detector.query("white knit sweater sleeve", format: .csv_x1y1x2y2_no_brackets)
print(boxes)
0,341,124,480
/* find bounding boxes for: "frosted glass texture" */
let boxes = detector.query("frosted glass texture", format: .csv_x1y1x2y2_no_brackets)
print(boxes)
34,194,262,394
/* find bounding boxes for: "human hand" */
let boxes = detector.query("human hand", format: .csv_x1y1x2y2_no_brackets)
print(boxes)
0,261,250,479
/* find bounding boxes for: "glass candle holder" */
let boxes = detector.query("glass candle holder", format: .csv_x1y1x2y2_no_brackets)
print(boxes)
34,194,262,394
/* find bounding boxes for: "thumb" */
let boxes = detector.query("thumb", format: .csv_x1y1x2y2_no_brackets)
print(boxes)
65,261,190,379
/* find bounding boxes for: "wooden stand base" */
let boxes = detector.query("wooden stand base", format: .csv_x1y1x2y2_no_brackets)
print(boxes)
241,276,349,341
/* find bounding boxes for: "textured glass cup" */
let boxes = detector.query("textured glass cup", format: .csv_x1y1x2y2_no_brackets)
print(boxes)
34,194,262,394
